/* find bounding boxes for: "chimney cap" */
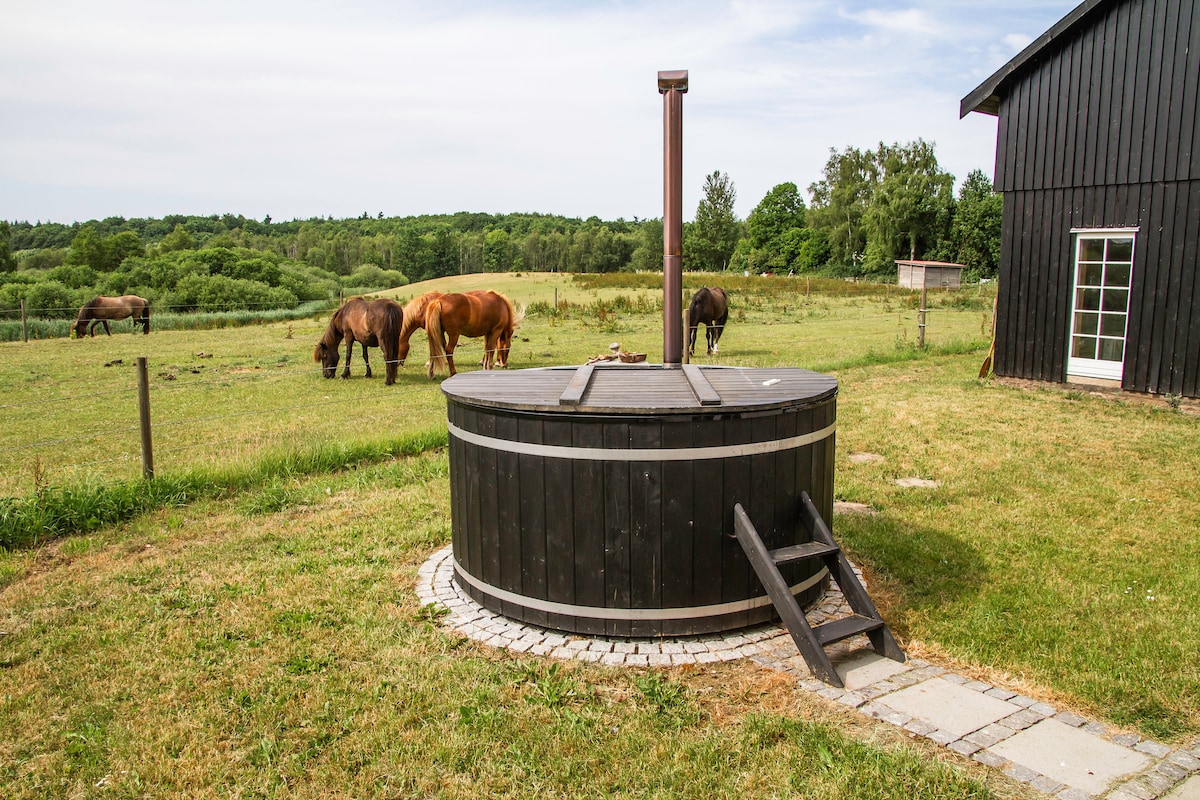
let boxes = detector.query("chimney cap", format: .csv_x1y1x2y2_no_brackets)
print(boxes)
657,70,688,93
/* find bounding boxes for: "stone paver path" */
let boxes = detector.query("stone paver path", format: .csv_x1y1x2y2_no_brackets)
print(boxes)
417,545,1200,799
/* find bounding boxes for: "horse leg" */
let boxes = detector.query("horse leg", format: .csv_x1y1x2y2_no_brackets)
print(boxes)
103,320,112,336
446,333,460,376
342,337,353,379
481,333,496,369
687,324,697,357
361,342,372,379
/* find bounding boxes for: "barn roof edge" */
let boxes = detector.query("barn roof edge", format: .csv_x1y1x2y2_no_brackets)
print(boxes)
959,0,1118,118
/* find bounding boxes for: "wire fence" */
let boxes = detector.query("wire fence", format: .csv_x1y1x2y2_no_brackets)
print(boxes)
0,299,991,498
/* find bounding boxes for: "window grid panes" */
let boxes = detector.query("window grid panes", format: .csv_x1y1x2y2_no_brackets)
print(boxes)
1068,234,1134,380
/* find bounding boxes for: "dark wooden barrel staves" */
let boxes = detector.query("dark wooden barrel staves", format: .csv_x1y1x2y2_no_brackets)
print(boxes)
441,364,837,637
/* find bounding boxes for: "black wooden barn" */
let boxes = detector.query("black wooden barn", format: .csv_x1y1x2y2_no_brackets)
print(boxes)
961,0,1200,397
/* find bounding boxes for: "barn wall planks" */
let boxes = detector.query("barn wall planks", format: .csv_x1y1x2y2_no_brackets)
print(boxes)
990,0,1200,396
995,181,1200,393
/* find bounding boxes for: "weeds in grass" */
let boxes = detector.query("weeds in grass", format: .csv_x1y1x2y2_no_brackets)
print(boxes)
634,671,690,714
523,663,581,709
416,603,450,625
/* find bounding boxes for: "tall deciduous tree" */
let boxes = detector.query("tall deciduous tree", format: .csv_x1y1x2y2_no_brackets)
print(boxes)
862,139,954,272
627,219,663,273
65,225,108,271
690,170,740,271
948,169,1002,278
807,146,877,269
158,224,196,254
105,231,144,271
745,182,816,272
0,221,15,272
746,182,806,251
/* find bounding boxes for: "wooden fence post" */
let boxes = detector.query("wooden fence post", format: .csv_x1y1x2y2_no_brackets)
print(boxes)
137,356,154,479
20,299,27,343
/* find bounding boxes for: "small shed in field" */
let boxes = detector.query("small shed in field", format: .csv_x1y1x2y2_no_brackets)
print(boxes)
961,0,1200,396
896,260,964,290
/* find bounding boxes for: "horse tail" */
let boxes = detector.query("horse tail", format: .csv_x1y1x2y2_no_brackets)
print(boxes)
141,301,150,334
714,287,729,325
380,300,403,385
425,300,449,378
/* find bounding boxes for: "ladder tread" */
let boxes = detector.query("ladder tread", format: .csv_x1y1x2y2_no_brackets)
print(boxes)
814,614,884,646
733,497,905,688
769,540,841,566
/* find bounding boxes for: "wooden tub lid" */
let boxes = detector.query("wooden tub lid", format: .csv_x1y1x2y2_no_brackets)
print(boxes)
441,364,837,415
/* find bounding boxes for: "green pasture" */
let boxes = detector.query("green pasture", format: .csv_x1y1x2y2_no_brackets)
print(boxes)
1,272,1197,798
0,272,986,497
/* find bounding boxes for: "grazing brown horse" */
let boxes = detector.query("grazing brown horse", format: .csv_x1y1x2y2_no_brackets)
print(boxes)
313,297,404,385
395,290,444,370
686,287,729,359
70,295,150,337
406,291,521,378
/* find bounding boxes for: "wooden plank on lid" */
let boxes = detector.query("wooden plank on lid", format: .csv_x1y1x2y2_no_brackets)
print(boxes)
558,363,596,405
682,364,722,405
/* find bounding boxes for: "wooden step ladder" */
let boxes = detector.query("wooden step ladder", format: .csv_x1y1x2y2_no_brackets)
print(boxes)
733,493,905,687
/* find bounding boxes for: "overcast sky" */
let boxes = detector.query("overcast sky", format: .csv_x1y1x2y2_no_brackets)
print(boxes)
1,0,1079,226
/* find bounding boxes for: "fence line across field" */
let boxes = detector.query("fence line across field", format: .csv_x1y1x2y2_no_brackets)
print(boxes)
0,299,982,493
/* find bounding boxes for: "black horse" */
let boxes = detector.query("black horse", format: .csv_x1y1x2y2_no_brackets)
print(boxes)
686,287,729,359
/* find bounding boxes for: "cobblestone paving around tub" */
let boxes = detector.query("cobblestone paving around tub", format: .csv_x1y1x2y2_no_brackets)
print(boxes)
417,546,1200,800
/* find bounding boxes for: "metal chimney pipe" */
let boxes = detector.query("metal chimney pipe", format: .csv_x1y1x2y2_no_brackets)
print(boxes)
658,69,687,367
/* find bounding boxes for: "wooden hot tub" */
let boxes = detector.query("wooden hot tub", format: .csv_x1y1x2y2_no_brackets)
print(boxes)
441,363,837,637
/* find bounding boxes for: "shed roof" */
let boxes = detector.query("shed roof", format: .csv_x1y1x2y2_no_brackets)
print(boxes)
895,260,965,269
959,0,1115,118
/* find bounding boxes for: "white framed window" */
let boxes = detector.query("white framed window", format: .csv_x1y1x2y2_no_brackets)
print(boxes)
1067,229,1136,382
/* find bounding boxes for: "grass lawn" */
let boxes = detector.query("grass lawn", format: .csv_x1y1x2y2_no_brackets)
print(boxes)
0,272,1196,797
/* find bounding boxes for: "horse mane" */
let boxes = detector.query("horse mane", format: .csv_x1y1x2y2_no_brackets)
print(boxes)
403,291,443,328
686,288,708,321
499,292,524,331
314,302,348,360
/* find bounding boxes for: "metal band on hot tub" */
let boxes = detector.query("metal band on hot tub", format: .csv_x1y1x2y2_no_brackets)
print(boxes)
446,421,835,461
453,560,830,621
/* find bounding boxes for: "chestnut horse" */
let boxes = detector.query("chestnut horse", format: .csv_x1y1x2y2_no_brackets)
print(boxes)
70,295,150,338
686,287,729,359
313,297,404,385
399,291,520,378
395,291,443,370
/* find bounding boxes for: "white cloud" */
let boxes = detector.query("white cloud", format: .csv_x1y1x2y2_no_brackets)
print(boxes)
0,0,1076,223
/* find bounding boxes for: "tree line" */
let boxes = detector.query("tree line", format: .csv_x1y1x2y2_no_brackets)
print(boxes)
0,138,1001,319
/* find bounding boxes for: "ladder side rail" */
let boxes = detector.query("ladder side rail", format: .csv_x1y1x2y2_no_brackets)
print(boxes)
799,492,906,663
732,503,842,686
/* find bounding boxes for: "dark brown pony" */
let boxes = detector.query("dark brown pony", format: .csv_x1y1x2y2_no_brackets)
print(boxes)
70,295,150,338
313,297,404,385
686,287,729,359
419,291,521,378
